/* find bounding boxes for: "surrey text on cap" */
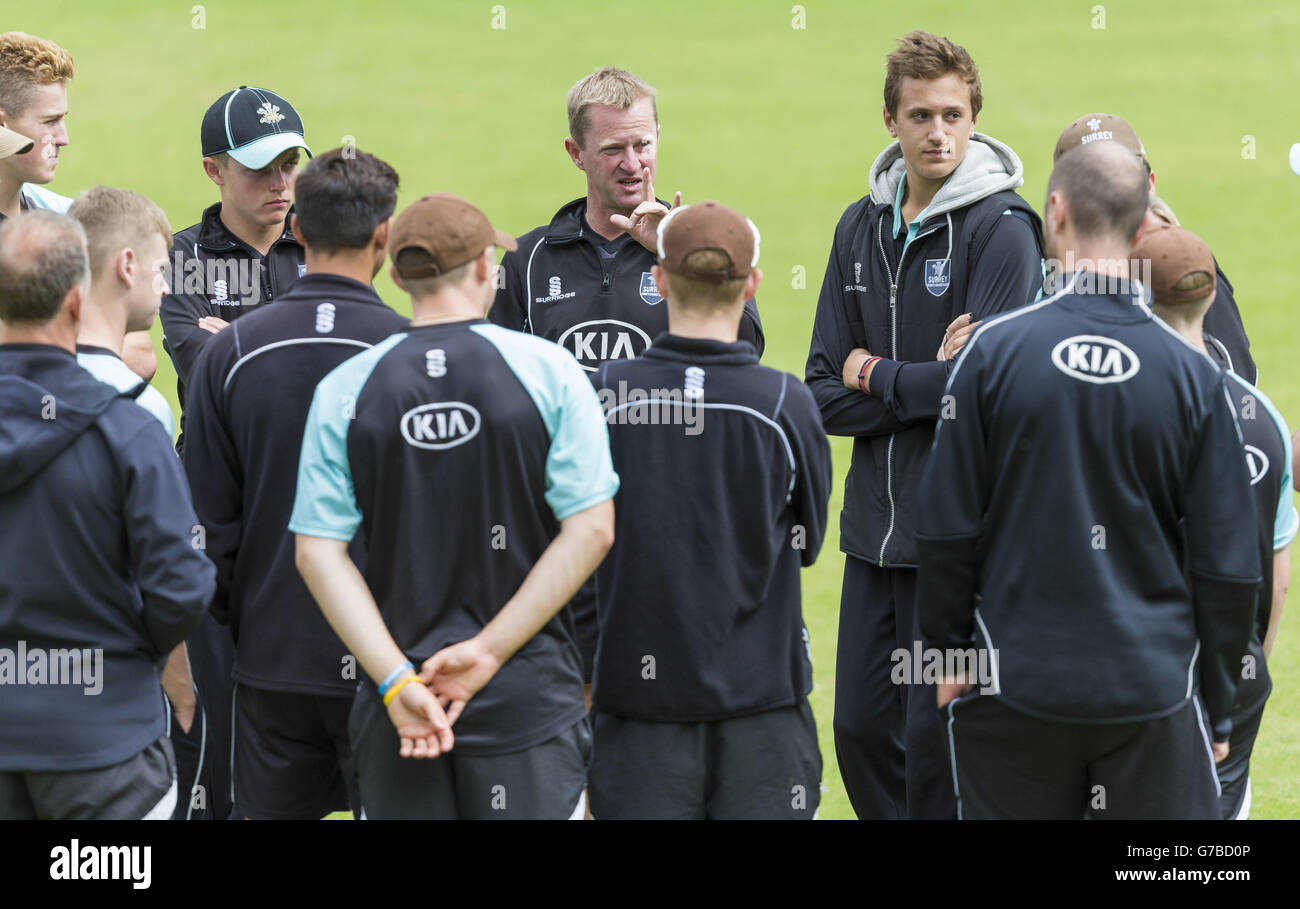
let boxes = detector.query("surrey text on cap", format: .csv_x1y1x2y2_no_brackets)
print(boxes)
388,192,517,281
0,126,34,159
1053,113,1148,165
656,200,761,281
1131,223,1216,306
201,86,312,171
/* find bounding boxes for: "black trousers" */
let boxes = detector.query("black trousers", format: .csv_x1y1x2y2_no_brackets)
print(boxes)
944,693,1221,819
589,700,822,820
169,611,236,820
832,556,955,819
0,737,176,820
349,681,590,820
1218,703,1264,819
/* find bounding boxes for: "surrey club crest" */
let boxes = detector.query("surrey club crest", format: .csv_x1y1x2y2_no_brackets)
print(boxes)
258,103,285,125
640,271,663,305
924,258,950,297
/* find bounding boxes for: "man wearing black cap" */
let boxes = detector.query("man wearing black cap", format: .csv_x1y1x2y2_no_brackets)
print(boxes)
160,85,310,818
293,193,618,819
161,86,312,454
915,142,1259,818
587,201,831,819
1053,113,1257,384
1134,223,1297,819
181,149,408,819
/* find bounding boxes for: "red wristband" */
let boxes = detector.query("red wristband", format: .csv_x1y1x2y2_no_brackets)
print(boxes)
858,356,883,395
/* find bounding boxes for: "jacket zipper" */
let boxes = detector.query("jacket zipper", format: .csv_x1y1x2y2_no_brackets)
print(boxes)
872,210,943,567
598,243,614,295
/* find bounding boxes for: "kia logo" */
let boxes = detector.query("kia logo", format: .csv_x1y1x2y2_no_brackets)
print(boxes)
400,402,481,450
557,319,652,371
1050,335,1140,384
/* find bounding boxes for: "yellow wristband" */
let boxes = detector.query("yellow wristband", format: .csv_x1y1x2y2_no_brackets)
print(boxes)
382,672,421,706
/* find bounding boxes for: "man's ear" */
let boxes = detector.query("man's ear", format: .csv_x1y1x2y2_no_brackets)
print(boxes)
1046,190,1069,235
563,137,585,171
882,104,897,138
651,264,670,302
64,281,84,324
745,267,762,300
202,156,225,187
475,246,494,284
373,217,391,254
389,262,407,293
291,214,305,246
116,247,135,288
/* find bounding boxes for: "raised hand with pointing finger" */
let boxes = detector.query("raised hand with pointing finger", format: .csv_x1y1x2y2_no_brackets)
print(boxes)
609,167,682,253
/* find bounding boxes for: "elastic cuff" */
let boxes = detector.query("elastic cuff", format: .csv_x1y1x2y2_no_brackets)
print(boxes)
866,357,902,399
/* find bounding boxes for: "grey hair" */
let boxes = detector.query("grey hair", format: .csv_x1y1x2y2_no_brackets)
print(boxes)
0,210,89,324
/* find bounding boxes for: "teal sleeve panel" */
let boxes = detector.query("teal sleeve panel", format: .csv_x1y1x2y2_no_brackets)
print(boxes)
289,333,407,540
1228,371,1298,549
471,323,619,520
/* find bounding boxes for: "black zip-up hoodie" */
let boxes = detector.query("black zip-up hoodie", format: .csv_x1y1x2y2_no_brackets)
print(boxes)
915,277,1260,741
161,202,305,452
0,345,214,771
806,135,1044,567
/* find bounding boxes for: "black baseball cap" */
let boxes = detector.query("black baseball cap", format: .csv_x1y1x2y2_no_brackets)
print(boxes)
201,86,311,170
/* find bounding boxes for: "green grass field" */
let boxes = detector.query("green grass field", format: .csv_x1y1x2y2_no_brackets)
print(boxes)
25,0,1300,819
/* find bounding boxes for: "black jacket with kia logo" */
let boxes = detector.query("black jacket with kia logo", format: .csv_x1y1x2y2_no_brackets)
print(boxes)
915,274,1260,741
161,202,305,453
488,198,764,371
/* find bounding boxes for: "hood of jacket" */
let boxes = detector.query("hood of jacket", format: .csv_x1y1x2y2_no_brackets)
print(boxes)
868,133,1025,226
0,346,121,495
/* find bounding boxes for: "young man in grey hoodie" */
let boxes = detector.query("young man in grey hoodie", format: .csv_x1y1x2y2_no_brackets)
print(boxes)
804,29,1044,819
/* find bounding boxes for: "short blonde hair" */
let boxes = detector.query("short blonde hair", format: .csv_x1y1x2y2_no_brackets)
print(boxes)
68,186,172,284
566,67,657,149
398,258,474,298
662,251,748,311
0,32,75,120
1148,193,1181,227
